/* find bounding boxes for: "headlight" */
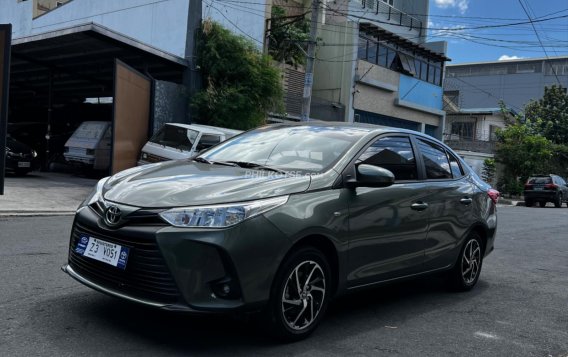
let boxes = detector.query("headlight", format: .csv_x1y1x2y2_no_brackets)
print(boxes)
32,150,37,158
159,196,289,228
78,177,109,210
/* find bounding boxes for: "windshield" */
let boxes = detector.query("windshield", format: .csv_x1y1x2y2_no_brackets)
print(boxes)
199,125,368,174
72,122,109,140
528,177,552,184
150,125,199,151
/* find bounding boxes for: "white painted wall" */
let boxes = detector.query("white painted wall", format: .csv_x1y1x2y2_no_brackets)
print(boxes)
202,0,268,49
1,0,268,56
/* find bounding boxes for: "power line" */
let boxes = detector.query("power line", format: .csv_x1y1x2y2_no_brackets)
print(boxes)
203,0,264,45
518,0,561,84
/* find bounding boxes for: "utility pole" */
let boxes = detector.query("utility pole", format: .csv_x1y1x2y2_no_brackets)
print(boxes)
300,0,320,121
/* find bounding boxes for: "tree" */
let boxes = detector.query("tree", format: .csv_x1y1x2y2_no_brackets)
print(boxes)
494,118,554,195
268,6,310,68
192,20,283,130
481,158,496,185
525,85,568,145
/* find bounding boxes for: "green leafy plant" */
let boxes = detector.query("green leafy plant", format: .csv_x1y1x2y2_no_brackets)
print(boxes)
191,20,283,130
268,6,310,68
481,158,496,185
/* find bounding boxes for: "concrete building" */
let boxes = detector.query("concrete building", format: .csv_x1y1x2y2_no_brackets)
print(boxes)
442,105,508,178
443,57,568,179
4,0,268,59
1,0,268,173
445,56,568,112
307,0,449,139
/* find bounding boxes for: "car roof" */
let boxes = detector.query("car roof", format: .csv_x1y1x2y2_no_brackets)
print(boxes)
264,121,439,141
165,123,233,135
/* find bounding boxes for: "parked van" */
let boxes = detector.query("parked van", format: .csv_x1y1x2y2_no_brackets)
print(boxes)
64,121,112,171
138,123,242,165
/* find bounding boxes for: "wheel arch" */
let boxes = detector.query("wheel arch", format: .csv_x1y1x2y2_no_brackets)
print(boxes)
277,234,340,297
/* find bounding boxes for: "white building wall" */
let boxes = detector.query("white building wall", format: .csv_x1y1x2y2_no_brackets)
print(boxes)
202,1,268,49
1,0,268,57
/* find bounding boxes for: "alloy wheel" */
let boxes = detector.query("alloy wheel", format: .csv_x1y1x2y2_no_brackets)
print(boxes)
281,260,326,331
461,239,481,285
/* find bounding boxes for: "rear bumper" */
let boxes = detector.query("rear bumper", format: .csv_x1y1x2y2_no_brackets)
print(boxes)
524,191,557,201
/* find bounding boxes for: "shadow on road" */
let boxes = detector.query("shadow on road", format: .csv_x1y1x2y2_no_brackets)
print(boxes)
31,274,489,354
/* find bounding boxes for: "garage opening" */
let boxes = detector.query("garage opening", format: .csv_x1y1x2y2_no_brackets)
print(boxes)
7,23,187,176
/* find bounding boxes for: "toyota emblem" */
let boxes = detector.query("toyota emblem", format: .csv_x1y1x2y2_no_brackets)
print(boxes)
105,205,122,226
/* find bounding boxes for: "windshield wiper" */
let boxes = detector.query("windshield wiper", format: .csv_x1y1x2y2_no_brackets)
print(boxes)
192,157,238,167
225,161,287,174
192,157,212,164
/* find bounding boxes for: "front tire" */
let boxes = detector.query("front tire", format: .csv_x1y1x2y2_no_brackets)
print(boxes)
554,193,562,208
264,247,331,342
525,200,533,207
448,232,483,291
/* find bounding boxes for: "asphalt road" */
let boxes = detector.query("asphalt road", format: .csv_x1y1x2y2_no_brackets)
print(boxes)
1,206,567,357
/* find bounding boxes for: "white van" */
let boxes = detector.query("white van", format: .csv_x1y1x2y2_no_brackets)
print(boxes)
64,121,112,171
138,123,242,165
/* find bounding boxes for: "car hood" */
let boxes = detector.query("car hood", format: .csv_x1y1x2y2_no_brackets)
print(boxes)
102,160,312,208
6,138,32,153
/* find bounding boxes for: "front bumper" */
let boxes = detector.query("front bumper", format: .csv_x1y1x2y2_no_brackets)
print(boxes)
64,205,290,313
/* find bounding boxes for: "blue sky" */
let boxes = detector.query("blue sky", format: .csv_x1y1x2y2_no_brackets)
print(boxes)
427,0,568,64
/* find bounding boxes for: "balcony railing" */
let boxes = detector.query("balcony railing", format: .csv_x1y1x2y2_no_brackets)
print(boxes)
355,0,423,37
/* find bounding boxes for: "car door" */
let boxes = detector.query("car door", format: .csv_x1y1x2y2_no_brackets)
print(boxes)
345,135,430,287
412,137,477,271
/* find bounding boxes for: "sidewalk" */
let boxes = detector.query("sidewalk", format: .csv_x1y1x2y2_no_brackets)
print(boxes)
0,172,97,216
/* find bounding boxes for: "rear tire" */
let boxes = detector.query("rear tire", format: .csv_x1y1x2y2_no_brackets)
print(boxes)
524,200,533,207
554,194,562,208
448,232,483,292
539,201,547,208
264,247,331,342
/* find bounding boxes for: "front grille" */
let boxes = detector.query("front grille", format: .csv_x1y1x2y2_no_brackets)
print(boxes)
68,222,180,304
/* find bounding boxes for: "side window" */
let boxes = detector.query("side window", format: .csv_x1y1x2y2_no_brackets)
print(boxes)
196,134,221,151
417,139,452,179
448,152,464,178
356,136,417,181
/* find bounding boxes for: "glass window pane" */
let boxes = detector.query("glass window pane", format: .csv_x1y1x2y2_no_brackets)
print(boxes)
448,153,463,178
414,58,421,78
428,64,436,84
368,41,378,64
378,45,388,67
387,48,396,68
420,61,428,81
358,37,367,60
356,136,417,181
417,139,452,179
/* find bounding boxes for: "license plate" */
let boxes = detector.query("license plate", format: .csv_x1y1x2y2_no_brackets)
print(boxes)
75,235,129,269
18,162,31,168
534,187,543,191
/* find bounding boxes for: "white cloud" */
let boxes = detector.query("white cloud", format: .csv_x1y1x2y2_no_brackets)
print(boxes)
435,0,455,7
498,55,524,61
434,0,469,14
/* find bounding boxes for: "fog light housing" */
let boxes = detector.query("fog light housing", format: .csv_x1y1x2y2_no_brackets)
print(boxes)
210,277,241,300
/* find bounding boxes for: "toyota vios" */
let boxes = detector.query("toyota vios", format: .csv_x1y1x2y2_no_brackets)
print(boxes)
63,123,498,341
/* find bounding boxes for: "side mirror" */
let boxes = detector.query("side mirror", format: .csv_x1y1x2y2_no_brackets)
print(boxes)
348,164,395,188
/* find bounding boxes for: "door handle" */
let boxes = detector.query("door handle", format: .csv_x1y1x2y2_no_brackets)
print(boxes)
411,202,429,211
460,197,473,205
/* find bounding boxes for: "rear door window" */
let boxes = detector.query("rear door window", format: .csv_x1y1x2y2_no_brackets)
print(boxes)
356,136,418,181
448,153,464,178
416,139,452,180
